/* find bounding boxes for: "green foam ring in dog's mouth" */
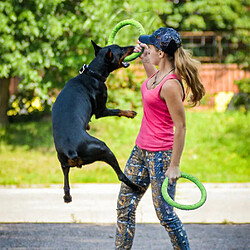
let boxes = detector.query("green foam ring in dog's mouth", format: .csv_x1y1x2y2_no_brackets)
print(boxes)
108,19,146,62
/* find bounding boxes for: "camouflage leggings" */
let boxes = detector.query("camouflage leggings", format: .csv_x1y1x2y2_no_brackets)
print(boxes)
115,145,190,250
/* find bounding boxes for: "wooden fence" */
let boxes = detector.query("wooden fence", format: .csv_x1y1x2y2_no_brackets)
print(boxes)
200,64,249,94
9,63,249,96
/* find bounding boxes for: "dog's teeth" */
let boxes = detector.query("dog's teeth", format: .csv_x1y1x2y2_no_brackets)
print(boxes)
122,62,130,68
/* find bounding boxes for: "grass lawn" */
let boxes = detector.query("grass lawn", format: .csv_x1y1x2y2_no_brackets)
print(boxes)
0,110,249,185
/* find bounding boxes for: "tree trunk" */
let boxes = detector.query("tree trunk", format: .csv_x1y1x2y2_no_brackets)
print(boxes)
0,78,10,126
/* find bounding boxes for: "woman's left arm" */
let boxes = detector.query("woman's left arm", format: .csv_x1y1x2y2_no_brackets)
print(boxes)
160,80,186,184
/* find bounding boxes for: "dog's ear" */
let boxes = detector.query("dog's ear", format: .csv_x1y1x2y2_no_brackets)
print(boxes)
91,40,102,56
105,48,113,62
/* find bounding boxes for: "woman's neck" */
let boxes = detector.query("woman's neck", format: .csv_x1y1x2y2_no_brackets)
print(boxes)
158,58,175,77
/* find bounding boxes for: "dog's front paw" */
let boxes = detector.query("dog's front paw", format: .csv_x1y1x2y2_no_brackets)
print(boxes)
118,110,137,118
125,110,137,118
129,110,137,118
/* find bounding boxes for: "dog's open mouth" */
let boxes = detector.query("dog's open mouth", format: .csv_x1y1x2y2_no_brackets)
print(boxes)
120,46,135,68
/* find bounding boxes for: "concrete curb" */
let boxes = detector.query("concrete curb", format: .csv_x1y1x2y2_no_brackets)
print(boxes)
1,183,250,223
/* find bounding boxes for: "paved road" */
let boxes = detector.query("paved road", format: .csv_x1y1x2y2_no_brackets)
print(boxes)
0,223,249,249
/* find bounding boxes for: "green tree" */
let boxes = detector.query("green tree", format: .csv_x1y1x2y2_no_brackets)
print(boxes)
1,0,249,125
160,0,250,66
0,0,170,125
0,0,86,124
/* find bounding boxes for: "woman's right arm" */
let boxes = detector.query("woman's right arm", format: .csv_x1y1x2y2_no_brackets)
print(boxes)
134,42,157,78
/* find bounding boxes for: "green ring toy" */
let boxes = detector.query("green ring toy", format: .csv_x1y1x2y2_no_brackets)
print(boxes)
108,19,146,62
161,172,207,210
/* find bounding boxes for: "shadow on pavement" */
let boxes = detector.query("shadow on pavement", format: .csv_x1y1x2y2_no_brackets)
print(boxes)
0,223,249,249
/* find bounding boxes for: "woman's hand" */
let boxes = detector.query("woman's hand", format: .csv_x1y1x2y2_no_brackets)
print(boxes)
134,41,150,63
134,40,157,77
165,165,181,185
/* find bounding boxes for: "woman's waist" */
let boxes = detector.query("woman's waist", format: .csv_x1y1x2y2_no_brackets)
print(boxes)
136,129,174,142
134,145,173,156
140,119,174,135
136,127,174,150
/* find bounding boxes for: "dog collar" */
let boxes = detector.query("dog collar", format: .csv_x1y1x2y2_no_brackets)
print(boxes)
79,64,107,82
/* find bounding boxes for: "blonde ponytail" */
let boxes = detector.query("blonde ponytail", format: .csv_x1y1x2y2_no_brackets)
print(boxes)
174,47,205,106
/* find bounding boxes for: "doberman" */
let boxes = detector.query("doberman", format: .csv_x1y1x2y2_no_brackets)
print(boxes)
52,41,143,203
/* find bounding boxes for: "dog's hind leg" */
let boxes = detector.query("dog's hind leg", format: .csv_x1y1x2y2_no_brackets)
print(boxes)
103,151,143,192
61,165,72,203
83,139,144,192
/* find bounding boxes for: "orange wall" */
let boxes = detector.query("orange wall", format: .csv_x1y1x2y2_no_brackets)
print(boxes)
9,64,249,96
200,64,249,94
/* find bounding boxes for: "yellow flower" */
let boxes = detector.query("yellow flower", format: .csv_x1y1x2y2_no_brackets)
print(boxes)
12,100,19,108
28,107,34,113
31,97,44,111
7,110,17,116
51,96,56,103
24,101,31,109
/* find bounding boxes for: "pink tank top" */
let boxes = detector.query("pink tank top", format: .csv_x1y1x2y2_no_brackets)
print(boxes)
136,72,184,151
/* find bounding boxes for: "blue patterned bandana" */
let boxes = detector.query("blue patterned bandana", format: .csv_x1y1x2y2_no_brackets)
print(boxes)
139,27,182,56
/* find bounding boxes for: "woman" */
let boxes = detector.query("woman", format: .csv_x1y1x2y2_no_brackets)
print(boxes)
115,27,205,249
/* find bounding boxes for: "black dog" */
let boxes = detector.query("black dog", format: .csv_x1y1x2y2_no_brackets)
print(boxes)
52,41,142,203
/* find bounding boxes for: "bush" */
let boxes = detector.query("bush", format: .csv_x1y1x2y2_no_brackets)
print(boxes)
228,78,250,112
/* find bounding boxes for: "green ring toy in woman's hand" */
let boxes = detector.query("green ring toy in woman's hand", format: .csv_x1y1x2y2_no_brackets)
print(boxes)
161,172,207,210
108,19,146,62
